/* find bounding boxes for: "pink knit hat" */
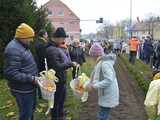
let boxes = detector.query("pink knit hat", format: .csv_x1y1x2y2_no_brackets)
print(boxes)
89,43,104,56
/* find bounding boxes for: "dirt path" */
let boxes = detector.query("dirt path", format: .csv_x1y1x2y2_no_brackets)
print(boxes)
80,58,148,120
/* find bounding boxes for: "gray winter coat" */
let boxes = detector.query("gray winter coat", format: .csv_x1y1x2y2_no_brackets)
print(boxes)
92,53,119,108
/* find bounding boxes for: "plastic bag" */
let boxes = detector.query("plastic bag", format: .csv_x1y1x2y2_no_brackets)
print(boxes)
70,73,90,102
38,69,58,115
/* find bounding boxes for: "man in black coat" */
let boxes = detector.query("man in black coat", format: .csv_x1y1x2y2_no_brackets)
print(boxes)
46,27,77,120
69,40,86,79
35,29,49,98
143,39,154,64
35,29,48,72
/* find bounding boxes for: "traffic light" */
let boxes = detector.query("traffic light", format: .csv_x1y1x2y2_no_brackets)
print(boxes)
99,18,103,23
96,18,103,23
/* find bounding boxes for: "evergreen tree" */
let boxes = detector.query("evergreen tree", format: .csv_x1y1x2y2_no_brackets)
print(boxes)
0,0,54,76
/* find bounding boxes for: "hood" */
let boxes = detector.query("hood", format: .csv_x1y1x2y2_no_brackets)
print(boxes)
100,53,116,65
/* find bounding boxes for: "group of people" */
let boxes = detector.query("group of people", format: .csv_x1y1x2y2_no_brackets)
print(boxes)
139,36,154,64
3,23,119,120
129,35,160,70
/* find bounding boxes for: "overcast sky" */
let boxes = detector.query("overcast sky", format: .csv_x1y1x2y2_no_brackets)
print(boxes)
36,0,160,34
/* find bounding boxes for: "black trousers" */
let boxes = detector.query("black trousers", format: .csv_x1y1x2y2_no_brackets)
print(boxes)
51,83,66,120
129,51,137,64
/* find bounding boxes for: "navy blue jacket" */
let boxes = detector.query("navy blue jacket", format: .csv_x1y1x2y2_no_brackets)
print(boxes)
3,39,38,93
143,40,153,57
69,46,86,65
46,41,73,84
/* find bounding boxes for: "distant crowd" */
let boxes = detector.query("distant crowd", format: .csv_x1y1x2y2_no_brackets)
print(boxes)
127,35,160,70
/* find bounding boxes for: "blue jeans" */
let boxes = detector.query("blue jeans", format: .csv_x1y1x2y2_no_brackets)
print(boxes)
11,91,36,120
51,84,66,120
98,106,111,120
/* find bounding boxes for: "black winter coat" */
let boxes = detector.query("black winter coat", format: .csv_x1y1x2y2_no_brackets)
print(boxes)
143,40,154,57
46,41,73,84
69,46,86,65
35,37,48,72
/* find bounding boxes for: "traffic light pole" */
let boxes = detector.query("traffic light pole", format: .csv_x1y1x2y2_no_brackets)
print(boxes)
130,0,133,38
80,18,103,23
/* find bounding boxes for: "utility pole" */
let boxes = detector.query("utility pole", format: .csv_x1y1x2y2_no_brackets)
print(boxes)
151,18,154,40
148,17,154,40
130,0,133,38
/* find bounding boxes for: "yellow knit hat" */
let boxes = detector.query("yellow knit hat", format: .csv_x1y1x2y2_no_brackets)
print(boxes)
15,23,35,39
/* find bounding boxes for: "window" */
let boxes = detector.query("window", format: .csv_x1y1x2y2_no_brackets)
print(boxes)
48,10,53,16
58,10,64,16
70,22,75,25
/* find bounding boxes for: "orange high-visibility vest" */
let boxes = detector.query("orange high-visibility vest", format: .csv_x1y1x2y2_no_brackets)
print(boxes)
129,38,140,51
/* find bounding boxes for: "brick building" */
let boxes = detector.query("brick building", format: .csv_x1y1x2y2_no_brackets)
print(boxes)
132,21,160,40
44,0,80,44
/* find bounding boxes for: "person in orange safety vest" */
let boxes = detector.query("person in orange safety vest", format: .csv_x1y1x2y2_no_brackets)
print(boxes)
128,36,140,64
